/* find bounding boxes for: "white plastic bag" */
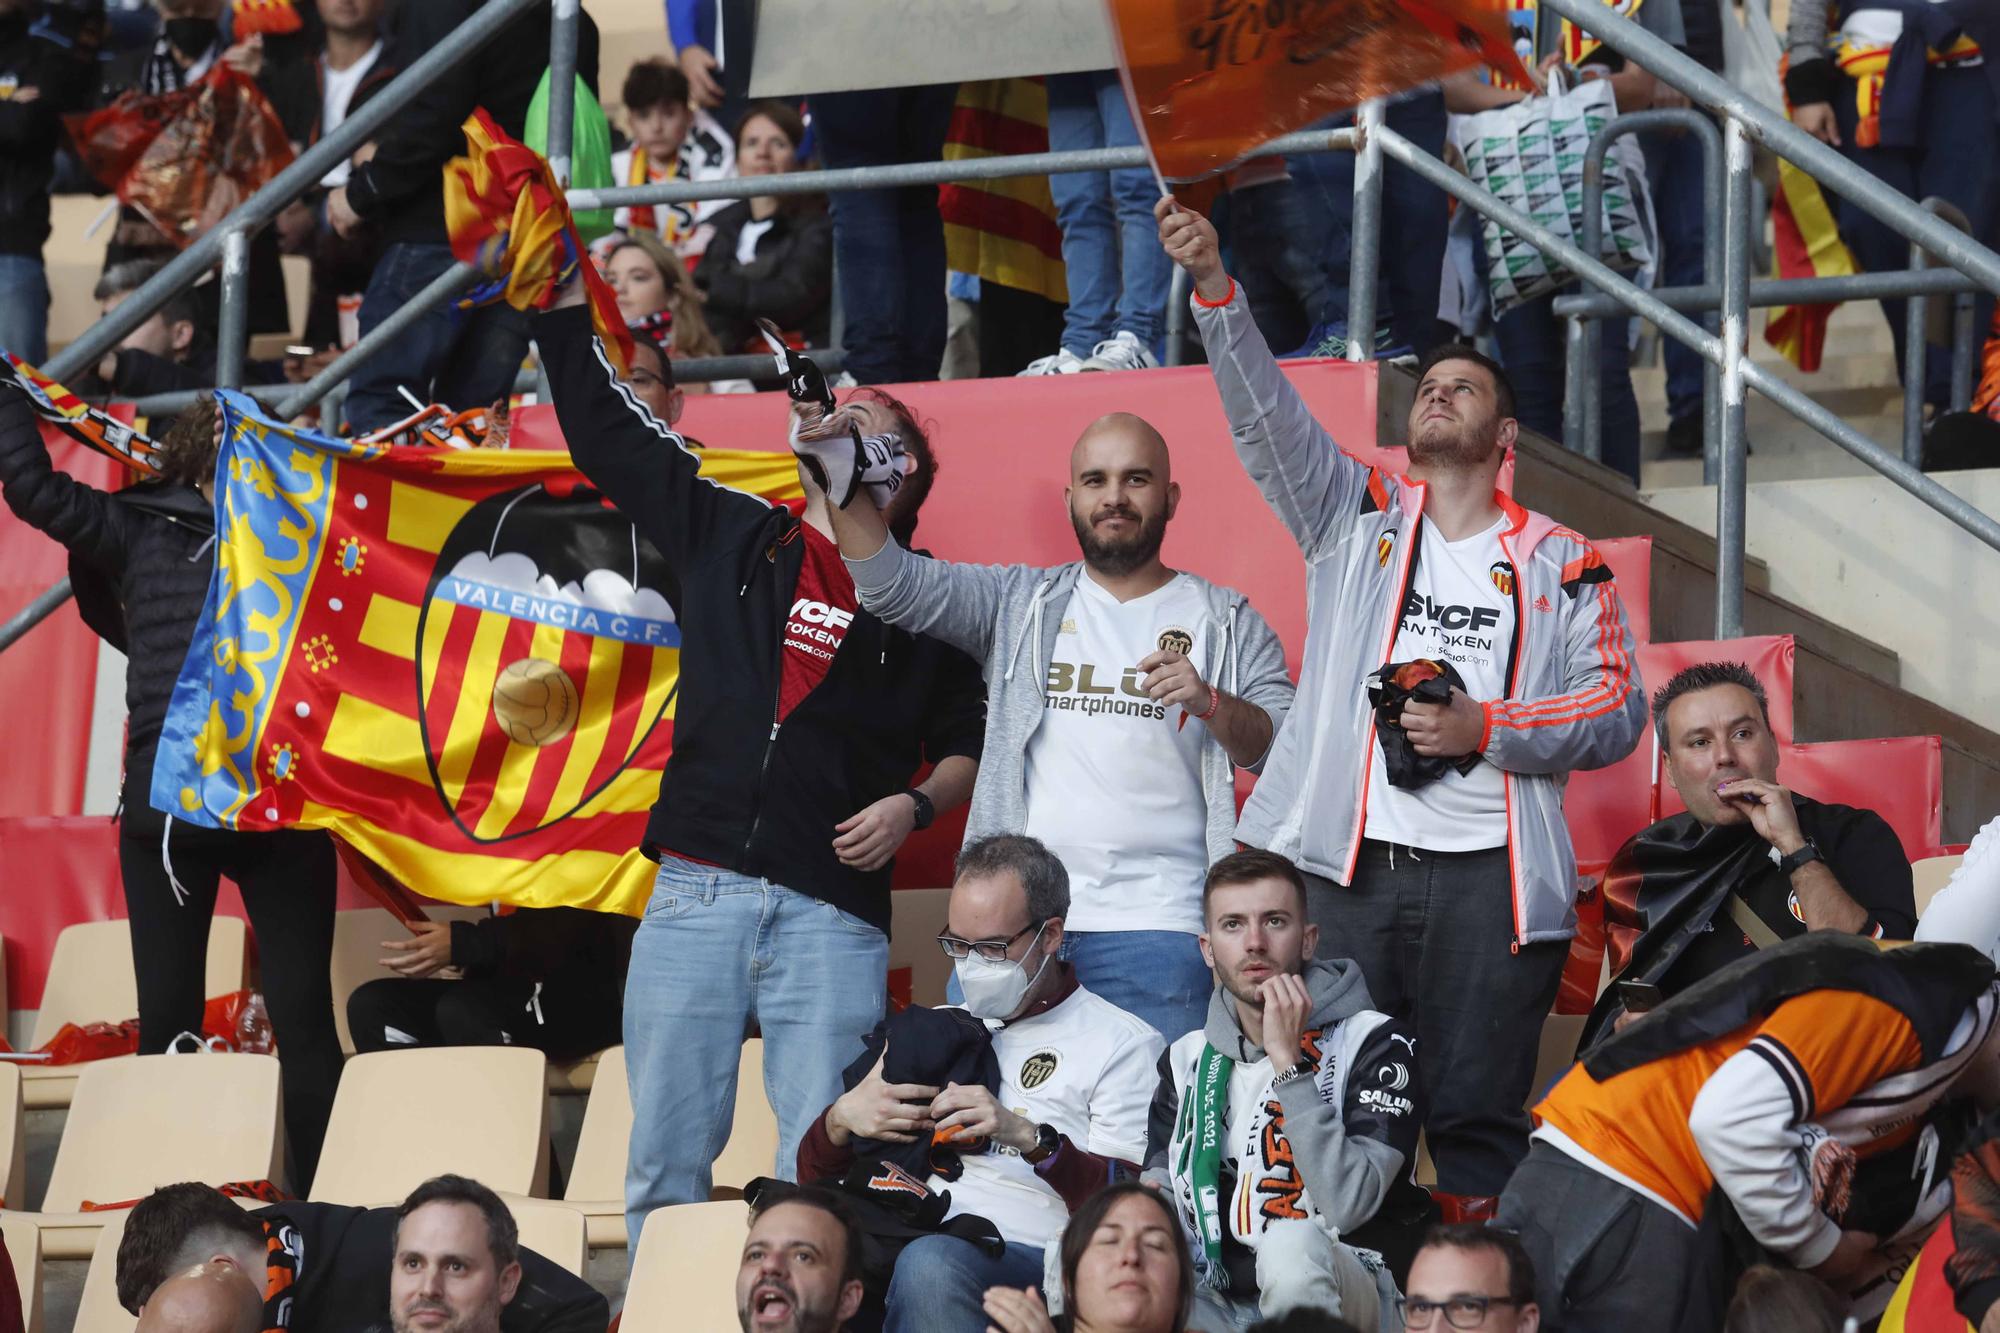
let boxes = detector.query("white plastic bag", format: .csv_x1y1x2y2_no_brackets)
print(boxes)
1452,73,1658,316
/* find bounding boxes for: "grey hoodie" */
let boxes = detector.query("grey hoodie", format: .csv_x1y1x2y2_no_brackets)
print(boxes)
845,540,1295,871
1146,959,1425,1254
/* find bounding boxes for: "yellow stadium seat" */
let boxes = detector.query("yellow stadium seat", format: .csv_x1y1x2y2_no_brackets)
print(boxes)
70,1208,131,1333
312,1048,550,1206
24,917,248,1110
547,1049,605,1095
890,888,952,1007
2,1212,42,1333
31,1053,282,1260
329,906,489,1057
502,1195,588,1278
0,1063,24,1215
1915,853,1966,919
620,1200,748,1333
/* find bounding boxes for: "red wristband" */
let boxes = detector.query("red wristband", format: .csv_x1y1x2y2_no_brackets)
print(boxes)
1196,684,1221,721
1190,276,1237,309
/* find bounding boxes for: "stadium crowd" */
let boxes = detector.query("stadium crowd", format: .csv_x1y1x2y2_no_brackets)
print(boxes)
1,0,1999,1331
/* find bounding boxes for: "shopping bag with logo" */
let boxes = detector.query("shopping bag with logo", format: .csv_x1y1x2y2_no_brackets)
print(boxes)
1453,72,1656,316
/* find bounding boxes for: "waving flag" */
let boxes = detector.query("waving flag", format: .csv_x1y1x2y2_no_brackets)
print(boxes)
1108,0,1528,181
151,393,801,916
443,109,636,377
4,353,158,475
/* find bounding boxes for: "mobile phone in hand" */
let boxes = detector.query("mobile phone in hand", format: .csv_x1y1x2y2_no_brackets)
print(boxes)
1616,978,1665,1014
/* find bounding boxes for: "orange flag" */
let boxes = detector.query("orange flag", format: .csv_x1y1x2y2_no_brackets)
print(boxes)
1108,0,1529,181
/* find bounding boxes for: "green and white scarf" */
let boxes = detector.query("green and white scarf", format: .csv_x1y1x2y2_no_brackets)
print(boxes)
1174,1042,1235,1292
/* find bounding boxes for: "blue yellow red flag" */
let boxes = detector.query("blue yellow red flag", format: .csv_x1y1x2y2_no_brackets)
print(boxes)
150,392,801,915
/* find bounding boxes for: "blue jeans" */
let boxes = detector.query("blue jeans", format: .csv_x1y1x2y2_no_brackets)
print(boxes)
1226,179,1336,356
1831,64,1998,411
1046,71,1171,352
344,242,533,433
1289,92,1450,354
622,859,887,1245
1061,929,1211,1045
885,1236,1045,1333
814,85,956,385
0,254,50,366
1643,123,1712,427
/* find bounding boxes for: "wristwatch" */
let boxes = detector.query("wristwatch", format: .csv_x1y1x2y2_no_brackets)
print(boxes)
1024,1121,1061,1165
904,788,935,830
1778,839,1824,876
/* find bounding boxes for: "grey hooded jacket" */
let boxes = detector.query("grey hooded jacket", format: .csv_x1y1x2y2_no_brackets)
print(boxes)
845,540,1295,868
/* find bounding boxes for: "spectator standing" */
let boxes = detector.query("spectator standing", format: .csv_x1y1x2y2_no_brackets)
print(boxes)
736,1187,867,1333
821,411,1294,1044
0,392,344,1190
1585,662,1914,1043
797,836,1164,1333
1160,198,1645,1222
534,276,985,1248
665,0,757,132
811,82,958,385
694,101,832,356
0,0,100,365
1644,0,1723,457
1399,1225,1540,1333
116,1180,606,1332
1498,932,2000,1331
1786,0,1997,421
607,57,734,265
1221,158,1336,359
1018,70,1172,376
328,0,599,431
981,1182,1197,1333
1146,851,1424,1331
345,906,635,1062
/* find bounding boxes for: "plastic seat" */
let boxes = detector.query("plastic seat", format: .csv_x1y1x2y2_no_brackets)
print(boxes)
70,1208,132,1333
31,1053,282,1259
23,916,248,1110
328,906,489,1057
1,1212,42,1333
503,1195,588,1278
0,1064,23,1216
311,1047,550,1206
1915,853,1967,919
889,888,952,1007
619,1200,748,1332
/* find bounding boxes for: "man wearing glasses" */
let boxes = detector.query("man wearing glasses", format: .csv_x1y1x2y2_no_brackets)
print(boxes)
796,835,1164,1333
1399,1225,1540,1332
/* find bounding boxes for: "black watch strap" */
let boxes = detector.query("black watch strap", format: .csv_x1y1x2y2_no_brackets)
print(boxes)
905,788,935,830
1025,1122,1060,1164
1778,840,1824,876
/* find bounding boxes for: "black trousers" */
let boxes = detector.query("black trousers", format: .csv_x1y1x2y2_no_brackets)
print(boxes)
119,822,342,1193
1306,839,1568,1197
346,975,623,1064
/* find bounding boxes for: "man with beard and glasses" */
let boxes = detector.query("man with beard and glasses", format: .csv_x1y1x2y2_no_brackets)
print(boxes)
819,411,1294,1044
1156,198,1644,1224
736,1188,867,1333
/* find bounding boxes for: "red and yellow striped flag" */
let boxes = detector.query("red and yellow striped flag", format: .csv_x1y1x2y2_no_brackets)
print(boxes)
941,79,1068,306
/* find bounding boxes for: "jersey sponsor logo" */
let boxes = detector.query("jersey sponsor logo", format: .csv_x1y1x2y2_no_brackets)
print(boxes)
1020,1050,1061,1090
1044,661,1169,720
1377,529,1397,568
790,598,854,631
1376,1060,1411,1092
1534,594,1554,613
786,597,853,662
1059,618,1077,635
1402,592,1503,633
1489,561,1515,597
1387,1032,1417,1055
1358,1087,1416,1116
1157,627,1195,656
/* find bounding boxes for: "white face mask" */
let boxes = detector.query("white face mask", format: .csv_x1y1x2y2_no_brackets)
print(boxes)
955,922,1052,1020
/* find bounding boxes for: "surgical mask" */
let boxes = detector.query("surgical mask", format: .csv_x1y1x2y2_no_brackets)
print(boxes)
955,922,1051,1020
163,16,219,54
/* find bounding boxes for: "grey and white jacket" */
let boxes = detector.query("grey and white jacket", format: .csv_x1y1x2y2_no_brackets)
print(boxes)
1192,286,1646,944
844,541,1295,867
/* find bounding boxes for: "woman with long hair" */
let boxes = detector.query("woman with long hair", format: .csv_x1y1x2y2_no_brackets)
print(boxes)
693,100,833,355
983,1182,1195,1333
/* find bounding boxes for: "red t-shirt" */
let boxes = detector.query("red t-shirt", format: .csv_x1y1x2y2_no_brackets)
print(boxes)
777,525,859,722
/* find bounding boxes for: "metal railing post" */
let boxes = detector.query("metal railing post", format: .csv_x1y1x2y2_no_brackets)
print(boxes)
1951,293,1977,412
1346,100,1386,361
43,0,542,385
1165,267,1189,368
1697,119,1724,486
214,227,250,392
0,577,74,655
1563,315,1589,455
1904,234,1930,465
546,0,580,186
1716,119,1752,640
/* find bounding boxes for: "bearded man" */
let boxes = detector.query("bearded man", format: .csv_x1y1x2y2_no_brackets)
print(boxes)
819,408,1294,1046
1154,196,1645,1222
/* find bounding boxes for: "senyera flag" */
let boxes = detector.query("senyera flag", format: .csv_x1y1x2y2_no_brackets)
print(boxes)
1108,0,1528,181
152,392,801,916
3,352,159,475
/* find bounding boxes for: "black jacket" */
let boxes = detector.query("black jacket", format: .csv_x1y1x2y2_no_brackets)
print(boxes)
0,387,212,835
343,0,599,247
0,4,98,258
253,1200,607,1333
534,303,985,932
694,202,834,354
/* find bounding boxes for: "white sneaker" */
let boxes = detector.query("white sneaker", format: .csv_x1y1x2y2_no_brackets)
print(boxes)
1080,330,1159,372
1017,347,1086,377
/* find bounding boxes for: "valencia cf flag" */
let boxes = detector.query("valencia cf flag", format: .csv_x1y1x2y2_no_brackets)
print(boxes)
150,393,801,915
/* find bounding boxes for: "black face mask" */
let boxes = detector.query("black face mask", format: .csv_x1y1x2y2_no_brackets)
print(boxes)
162,16,220,55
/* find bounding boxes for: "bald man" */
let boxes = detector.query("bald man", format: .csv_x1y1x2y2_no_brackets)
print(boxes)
819,410,1294,1043
136,1263,262,1333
